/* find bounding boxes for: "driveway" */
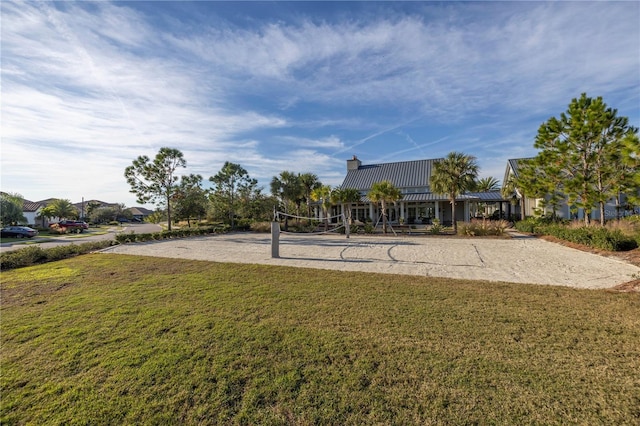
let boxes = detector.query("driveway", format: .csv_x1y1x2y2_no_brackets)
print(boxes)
0,223,162,253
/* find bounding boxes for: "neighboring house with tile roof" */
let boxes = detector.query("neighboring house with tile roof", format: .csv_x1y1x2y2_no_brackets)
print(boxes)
129,207,154,221
73,199,120,218
337,156,508,226
22,200,46,226
3,195,154,226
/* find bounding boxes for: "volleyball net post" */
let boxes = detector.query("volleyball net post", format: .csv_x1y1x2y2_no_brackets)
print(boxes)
271,221,280,258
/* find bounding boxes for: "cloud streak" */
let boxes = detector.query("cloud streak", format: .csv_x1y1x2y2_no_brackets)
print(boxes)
1,1,638,206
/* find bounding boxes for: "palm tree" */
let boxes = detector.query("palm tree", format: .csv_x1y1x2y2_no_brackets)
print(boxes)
311,185,333,231
473,176,500,220
40,199,78,222
368,180,402,234
474,177,500,192
331,187,361,224
299,172,321,218
430,152,479,233
270,171,301,231
0,192,27,226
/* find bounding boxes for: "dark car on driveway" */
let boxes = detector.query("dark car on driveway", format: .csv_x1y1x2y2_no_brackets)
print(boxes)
1,226,39,238
51,220,89,233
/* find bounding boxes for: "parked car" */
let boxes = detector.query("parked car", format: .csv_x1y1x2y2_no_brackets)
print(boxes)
50,220,89,233
1,226,39,238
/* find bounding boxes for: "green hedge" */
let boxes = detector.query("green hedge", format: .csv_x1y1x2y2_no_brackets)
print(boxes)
1,226,231,270
114,225,228,244
0,240,117,271
515,218,637,251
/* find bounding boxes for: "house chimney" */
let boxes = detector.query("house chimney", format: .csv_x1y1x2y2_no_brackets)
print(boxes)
347,155,361,171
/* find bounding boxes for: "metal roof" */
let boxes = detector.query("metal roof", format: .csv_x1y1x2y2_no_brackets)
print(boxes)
342,158,510,203
466,191,505,201
503,158,534,184
341,158,440,191
360,193,496,203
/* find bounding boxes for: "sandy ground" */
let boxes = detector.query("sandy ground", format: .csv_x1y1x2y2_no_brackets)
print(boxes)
101,232,640,290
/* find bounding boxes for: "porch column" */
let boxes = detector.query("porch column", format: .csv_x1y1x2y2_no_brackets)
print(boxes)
464,201,470,222
435,201,440,222
400,202,405,222
369,203,375,222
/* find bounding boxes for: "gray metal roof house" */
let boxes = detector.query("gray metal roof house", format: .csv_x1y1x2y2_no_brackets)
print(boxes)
337,156,507,225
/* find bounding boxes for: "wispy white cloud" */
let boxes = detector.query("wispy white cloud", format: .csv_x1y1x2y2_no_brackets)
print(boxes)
279,135,344,149
170,2,638,120
1,0,637,206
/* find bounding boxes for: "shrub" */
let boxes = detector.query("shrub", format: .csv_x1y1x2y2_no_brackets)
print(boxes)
515,218,536,233
363,223,375,234
606,216,640,236
430,223,443,235
0,246,46,270
515,216,565,234
589,228,636,251
115,233,136,244
114,226,226,244
0,240,116,271
48,223,68,234
517,219,638,251
457,219,510,237
491,219,511,236
233,218,252,231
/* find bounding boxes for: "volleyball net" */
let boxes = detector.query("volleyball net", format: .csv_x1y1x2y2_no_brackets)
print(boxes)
270,211,350,258
273,211,349,236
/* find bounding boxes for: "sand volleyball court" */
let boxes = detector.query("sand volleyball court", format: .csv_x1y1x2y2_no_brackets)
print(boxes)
103,232,640,289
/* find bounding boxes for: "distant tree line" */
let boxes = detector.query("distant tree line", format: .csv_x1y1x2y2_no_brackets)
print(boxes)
5,94,635,230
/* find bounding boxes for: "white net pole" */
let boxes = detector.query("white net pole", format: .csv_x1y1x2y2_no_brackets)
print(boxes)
271,221,280,258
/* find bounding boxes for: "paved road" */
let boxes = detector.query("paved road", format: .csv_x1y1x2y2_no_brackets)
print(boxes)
0,223,162,253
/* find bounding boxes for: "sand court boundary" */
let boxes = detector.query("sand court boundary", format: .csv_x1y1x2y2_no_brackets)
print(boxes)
102,232,640,289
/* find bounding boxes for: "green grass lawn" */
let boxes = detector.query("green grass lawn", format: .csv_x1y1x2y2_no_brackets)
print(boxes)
2,254,639,425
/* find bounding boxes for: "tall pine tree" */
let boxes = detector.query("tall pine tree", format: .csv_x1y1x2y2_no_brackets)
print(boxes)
532,94,638,224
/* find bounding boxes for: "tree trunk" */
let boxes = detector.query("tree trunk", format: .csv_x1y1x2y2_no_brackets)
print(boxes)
324,207,329,231
451,198,457,233
381,200,387,234
166,194,172,231
284,203,289,232
230,192,235,230
599,201,606,226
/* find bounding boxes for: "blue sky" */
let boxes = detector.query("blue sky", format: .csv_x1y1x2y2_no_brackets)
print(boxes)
2,1,639,208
